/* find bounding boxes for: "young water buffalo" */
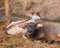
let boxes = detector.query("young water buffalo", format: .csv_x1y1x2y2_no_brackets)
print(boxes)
27,22,60,43
6,12,40,39
6,12,40,35
6,22,42,39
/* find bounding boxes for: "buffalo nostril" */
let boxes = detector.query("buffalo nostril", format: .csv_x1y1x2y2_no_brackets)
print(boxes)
31,31,33,32
28,30,33,33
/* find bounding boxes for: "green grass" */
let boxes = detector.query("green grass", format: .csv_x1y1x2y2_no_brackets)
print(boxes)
54,17,60,22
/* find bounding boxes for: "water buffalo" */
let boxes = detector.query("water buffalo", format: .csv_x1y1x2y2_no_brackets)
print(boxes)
6,12,40,39
27,22,60,43
6,12,40,35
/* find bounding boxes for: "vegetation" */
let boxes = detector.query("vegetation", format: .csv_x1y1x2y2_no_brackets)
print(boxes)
54,17,60,22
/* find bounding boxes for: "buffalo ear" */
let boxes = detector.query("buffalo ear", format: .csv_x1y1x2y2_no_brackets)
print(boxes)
37,24,43,28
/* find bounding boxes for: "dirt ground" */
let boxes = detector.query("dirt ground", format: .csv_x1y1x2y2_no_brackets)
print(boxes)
0,20,60,48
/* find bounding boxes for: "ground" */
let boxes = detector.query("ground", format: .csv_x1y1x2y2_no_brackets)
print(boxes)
0,19,60,48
